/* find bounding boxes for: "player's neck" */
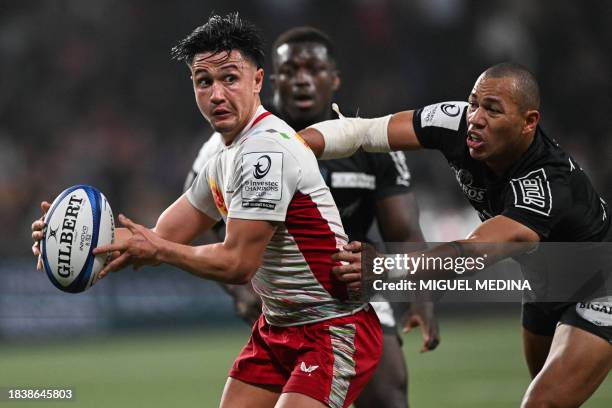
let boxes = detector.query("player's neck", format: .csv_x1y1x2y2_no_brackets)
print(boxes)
221,100,262,145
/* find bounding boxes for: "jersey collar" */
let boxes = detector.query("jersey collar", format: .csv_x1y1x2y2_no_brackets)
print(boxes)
224,105,271,147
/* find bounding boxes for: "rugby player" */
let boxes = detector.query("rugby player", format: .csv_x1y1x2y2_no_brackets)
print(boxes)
299,62,612,407
32,14,382,408
184,27,440,408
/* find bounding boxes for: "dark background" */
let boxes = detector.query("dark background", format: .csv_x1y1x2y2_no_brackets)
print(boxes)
0,1,611,341
2,0,611,257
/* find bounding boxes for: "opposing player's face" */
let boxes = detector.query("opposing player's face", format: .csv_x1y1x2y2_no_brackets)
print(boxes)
190,50,263,139
271,42,339,126
466,75,533,166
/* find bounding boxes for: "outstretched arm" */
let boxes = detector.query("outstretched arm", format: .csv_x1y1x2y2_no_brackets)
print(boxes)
332,215,540,286
299,110,422,158
94,195,276,284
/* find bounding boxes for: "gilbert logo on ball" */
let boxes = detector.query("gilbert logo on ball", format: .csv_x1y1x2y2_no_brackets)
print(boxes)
41,185,115,293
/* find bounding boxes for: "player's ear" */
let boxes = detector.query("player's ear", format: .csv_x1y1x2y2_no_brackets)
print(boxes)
523,109,540,135
254,68,264,93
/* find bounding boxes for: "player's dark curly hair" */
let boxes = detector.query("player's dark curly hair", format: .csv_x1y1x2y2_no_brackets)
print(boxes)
171,12,265,68
272,26,336,65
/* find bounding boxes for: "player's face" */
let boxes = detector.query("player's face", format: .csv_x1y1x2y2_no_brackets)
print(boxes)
271,42,339,126
190,50,263,140
466,75,532,166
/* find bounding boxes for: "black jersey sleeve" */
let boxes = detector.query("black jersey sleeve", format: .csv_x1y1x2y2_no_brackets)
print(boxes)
370,151,412,200
412,101,469,156
501,168,572,239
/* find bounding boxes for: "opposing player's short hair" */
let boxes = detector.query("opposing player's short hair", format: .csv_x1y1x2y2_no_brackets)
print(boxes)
171,12,265,68
272,27,336,64
483,62,540,112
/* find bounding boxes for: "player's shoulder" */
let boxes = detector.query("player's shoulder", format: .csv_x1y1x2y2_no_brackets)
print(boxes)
242,115,309,155
192,132,225,172
514,131,575,184
417,101,469,131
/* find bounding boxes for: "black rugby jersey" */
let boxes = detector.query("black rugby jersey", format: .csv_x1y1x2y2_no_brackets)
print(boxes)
318,150,412,242
412,101,610,242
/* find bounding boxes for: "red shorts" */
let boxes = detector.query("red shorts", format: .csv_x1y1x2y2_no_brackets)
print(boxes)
229,306,382,408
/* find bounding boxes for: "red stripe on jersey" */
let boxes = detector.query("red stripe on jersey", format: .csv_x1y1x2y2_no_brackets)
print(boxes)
249,111,272,130
285,192,348,300
226,111,273,146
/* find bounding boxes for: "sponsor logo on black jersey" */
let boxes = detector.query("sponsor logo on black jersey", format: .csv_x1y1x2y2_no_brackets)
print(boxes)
253,155,272,179
441,103,461,117
510,168,552,216
451,165,486,203
420,101,466,130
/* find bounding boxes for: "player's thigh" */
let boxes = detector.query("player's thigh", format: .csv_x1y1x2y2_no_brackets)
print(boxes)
354,333,407,408
220,377,281,408
276,392,328,408
522,328,553,378
521,324,612,408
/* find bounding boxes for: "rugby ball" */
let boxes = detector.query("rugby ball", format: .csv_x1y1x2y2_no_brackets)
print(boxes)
41,185,115,293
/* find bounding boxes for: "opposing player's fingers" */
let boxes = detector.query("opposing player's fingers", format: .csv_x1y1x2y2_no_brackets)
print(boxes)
346,280,361,290
37,254,43,271
32,241,40,256
343,241,363,252
336,272,362,284
332,262,361,279
332,251,360,263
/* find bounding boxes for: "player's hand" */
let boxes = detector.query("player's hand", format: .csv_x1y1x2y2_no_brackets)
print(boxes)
332,241,363,290
94,214,161,279
31,201,51,271
402,302,440,353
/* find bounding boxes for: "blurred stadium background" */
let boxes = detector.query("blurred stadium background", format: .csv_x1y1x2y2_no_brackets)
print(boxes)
1,1,610,406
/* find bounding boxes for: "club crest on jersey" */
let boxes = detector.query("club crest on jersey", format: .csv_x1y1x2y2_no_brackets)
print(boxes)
241,152,283,201
451,165,486,203
421,101,466,130
510,168,552,216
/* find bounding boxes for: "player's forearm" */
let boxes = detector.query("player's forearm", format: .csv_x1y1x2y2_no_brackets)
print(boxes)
303,110,421,159
387,239,533,281
387,111,421,151
158,240,257,284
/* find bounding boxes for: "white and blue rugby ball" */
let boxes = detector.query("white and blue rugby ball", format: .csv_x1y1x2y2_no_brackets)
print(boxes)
41,185,115,293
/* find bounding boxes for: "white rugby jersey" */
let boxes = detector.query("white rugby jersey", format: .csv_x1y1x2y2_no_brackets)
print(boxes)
187,106,365,326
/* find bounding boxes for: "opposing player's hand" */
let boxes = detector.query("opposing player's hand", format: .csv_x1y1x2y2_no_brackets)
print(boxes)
402,302,440,353
94,214,162,279
31,201,51,271
332,241,363,290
